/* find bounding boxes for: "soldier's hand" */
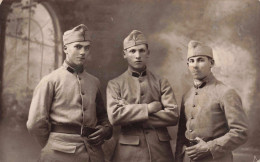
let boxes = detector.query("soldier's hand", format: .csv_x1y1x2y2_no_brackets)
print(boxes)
185,137,212,161
148,101,162,114
87,125,110,146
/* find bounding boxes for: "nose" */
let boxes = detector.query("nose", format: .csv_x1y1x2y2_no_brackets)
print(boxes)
80,48,85,55
135,51,141,59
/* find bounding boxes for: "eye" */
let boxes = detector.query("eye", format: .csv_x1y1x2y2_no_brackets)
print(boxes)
84,46,90,51
198,58,205,62
75,45,82,49
129,49,136,53
189,59,194,63
139,49,145,53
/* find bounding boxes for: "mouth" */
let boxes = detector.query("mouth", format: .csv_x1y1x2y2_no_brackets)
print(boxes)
135,61,142,63
77,57,85,61
192,71,200,75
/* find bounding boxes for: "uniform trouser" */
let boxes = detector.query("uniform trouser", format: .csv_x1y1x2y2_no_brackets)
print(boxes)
39,132,105,162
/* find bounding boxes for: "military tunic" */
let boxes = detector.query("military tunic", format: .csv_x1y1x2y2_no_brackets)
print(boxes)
27,61,111,162
107,68,179,162
175,73,248,162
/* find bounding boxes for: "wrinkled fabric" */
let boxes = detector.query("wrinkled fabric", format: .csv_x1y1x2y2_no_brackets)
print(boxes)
107,68,179,162
39,133,104,162
175,73,248,162
27,61,111,161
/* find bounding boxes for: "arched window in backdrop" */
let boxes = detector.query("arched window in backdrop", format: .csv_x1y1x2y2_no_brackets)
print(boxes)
0,0,62,160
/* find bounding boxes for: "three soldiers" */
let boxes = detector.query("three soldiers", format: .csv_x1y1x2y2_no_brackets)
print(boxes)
27,25,248,162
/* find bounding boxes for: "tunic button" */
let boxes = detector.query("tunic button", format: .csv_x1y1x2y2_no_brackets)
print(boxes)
78,77,81,80
83,108,86,111
193,105,195,107
81,92,85,95
195,92,198,95
191,116,194,119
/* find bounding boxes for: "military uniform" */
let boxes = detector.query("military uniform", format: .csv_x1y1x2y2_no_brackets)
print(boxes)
175,41,248,162
106,30,179,162
27,24,112,162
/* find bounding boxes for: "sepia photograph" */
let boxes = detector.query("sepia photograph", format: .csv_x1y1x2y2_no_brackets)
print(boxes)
0,0,259,161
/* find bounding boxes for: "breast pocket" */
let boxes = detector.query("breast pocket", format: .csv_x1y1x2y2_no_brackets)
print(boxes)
119,134,140,146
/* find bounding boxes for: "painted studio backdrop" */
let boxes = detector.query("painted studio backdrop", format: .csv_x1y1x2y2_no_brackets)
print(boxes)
0,0,259,161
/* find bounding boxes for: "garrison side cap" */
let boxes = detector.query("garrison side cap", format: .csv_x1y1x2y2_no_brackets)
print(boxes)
187,40,213,60
123,30,148,50
63,24,91,45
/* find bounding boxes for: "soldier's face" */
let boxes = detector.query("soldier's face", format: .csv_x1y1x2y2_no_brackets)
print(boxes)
123,44,149,72
187,56,213,80
64,41,91,66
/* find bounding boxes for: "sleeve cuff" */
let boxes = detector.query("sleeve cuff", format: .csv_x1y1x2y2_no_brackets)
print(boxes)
207,140,223,159
104,125,113,140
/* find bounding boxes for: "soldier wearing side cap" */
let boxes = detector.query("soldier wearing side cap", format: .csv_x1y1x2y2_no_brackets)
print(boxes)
27,24,112,162
175,40,248,162
106,30,179,162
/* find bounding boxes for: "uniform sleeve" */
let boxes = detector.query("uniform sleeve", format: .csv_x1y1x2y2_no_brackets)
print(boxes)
106,80,149,126
95,81,113,140
175,97,187,162
143,78,179,127
26,77,53,147
207,89,248,159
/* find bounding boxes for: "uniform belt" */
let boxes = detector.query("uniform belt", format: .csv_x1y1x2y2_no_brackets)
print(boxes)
51,124,97,137
51,124,81,134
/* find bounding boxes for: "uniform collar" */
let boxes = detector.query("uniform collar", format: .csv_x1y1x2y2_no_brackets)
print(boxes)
193,72,214,89
127,67,147,78
63,61,84,74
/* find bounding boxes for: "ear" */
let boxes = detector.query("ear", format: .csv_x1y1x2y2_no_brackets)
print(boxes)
123,50,127,59
63,45,68,54
147,50,150,57
210,59,215,67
